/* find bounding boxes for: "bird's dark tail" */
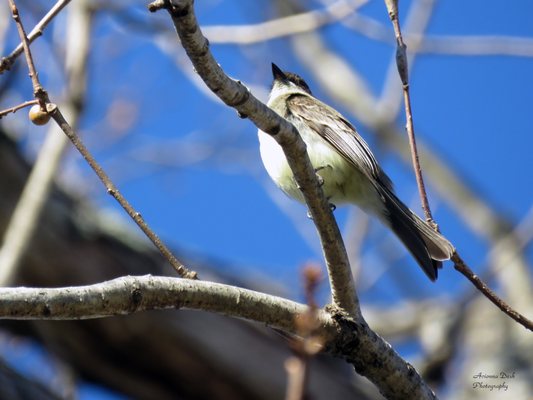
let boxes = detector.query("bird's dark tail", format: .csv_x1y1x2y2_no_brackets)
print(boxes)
379,187,454,281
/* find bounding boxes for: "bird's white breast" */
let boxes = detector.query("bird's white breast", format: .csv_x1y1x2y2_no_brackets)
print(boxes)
258,126,370,207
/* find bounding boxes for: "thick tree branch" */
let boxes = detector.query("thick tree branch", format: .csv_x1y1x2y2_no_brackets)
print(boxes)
148,0,358,317
0,276,306,329
0,276,436,399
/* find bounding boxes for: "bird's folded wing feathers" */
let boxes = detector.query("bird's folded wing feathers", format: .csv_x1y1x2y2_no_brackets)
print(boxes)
286,93,455,262
286,94,393,190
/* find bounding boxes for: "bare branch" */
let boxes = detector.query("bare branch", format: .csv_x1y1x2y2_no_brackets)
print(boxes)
0,99,38,118
202,0,367,45
0,274,437,399
342,11,533,58
384,0,435,226
48,105,199,279
419,35,533,57
285,265,324,400
7,0,45,102
378,0,435,119
0,0,71,73
0,275,306,327
150,0,358,316
452,253,533,331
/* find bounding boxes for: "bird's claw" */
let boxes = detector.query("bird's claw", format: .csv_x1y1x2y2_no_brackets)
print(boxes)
314,165,332,186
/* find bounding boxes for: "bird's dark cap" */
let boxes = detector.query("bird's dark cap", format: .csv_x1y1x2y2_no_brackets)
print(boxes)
271,62,312,95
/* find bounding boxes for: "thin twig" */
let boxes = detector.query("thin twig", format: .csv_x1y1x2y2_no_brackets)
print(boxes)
378,0,435,119
0,99,38,118
0,0,71,73
1,0,54,285
452,252,533,331
284,357,308,400
6,0,197,280
285,265,324,400
49,105,198,279
383,0,435,226
402,91,433,220
419,35,533,57
7,0,45,107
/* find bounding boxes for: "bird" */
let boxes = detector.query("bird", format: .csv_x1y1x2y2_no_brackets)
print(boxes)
258,63,454,281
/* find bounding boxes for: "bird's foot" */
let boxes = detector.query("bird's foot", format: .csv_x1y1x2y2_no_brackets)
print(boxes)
314,165,332,187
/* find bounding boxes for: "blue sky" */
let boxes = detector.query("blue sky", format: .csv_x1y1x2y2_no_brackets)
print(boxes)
2,0,533,397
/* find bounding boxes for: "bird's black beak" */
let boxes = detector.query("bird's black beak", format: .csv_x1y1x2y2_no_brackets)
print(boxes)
271,63,287,81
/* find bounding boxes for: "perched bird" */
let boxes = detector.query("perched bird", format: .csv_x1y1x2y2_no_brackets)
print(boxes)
258,63,454,281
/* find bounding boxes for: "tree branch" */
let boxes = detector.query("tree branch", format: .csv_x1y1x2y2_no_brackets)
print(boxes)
452,253,533,331
0,0,71,73
47,105,199,279
0,100,38,118
0,276,437,399
0,276,306,328
378,0,435,119
149,0,358,316
384,0,435,226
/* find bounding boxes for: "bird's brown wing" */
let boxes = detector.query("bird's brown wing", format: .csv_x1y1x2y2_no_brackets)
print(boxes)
286,93,392,190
